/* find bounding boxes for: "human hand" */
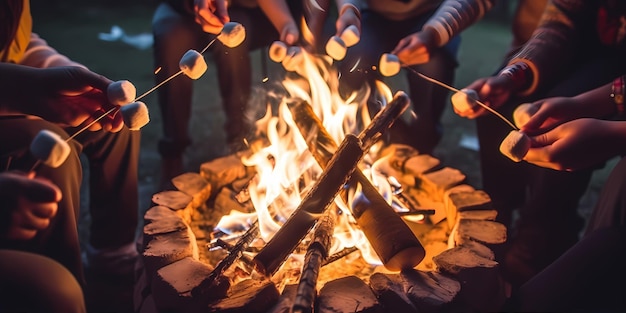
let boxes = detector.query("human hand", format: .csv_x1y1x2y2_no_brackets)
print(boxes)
194,0,229,34
335,3,361,38
453,75,515,119
0,172,61,241
391,29,438,66
524,118,625,171
520,97,590,134
30,66,125,132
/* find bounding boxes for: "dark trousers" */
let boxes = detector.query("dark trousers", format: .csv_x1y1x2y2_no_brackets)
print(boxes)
477,46,626,277
0,116,140,284
338,9,460,155
511,157,626,312
152,2,302,157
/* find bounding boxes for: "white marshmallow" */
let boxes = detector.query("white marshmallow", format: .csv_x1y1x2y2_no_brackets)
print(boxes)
107,80,136,106
340,25,360,47
282,46,304,72
513,102,540,128
451,88,479,113
30,129,71,168
325,36,347,60
499,130,531,162
217,22,246,48
120,101,150,130
269,41,288,63
179,49,208,80
379,53,401,77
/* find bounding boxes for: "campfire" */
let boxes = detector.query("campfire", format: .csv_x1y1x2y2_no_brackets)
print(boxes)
134,47,509,313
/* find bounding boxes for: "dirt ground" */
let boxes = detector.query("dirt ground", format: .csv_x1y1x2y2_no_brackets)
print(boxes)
30,0,615,256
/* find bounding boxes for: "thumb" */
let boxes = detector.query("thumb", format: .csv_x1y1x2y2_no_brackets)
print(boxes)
23,177,62,203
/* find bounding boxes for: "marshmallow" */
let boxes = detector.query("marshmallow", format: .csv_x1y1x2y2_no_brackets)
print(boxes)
325,36,347,61
513,102,539,128
451,88,479,113
217,22,246,48
282,46,304,72
379,53,401,77
499,130,531,162
120,101,150,130
30,129,71,168
107,80,136,106
269,41,288,63
340,25,360,47
179,49,208,80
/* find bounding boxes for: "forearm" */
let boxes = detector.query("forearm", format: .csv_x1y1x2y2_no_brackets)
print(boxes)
257,0,295,36
0,63,42,114
423,0,496,47
572,79,624,118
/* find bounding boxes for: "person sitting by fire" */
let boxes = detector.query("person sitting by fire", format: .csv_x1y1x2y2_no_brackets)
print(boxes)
152,0,311,186
0,172,86,313
326,0,495,156
1,0,142,311
453,0,626,288
500,78,626,312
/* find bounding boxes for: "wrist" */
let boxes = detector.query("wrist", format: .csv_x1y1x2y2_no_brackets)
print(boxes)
498,62,532,92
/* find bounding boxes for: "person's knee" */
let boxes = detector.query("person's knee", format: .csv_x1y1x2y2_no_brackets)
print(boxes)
0,250,86,313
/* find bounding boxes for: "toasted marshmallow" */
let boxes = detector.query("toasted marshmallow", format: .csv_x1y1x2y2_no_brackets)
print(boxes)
179,49,208,80
451,88,479,113
217,22,246,48
107,80,136,106
499,130,531,162
379,53,401,77
282,46,304,72
120,101,150,130
513,102,540,128
30,129,71,168
269,41,288,63
325,36,347,61
340,25,360,47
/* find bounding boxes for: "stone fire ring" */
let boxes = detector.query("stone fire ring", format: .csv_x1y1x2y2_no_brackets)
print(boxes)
133,146,509,313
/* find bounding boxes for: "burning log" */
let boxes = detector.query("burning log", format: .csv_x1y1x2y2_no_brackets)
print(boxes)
205,220,260,287
287,93,426,272
292,206,336,313
253,91,411,277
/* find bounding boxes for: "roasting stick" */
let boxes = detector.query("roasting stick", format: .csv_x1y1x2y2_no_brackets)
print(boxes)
404,66,518,131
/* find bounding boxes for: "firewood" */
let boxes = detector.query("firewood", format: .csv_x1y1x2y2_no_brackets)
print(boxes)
267,284,298,313
432,246,506,312
206,220,259,288
369,273,417,313
255,93,411,277
454,219,507,246
458,209,498,221
151,257,229,312
293,208,336,313
440,184,475,225
214,187,254,220
316,276,383,313
208,278,280,313
287,97,425,272
400,269,461,313
458,239,495,260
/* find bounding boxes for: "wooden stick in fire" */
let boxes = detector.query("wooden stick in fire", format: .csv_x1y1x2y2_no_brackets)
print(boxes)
252,91,411,277
292,204,336,313
286,96,426,272
206,219,259,287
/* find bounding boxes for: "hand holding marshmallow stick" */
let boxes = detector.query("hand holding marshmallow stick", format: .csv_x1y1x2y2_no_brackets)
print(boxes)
377,52,532,162
76,22,247,140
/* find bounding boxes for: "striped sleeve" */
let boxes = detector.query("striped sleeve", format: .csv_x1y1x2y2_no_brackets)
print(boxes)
423,0,495,46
